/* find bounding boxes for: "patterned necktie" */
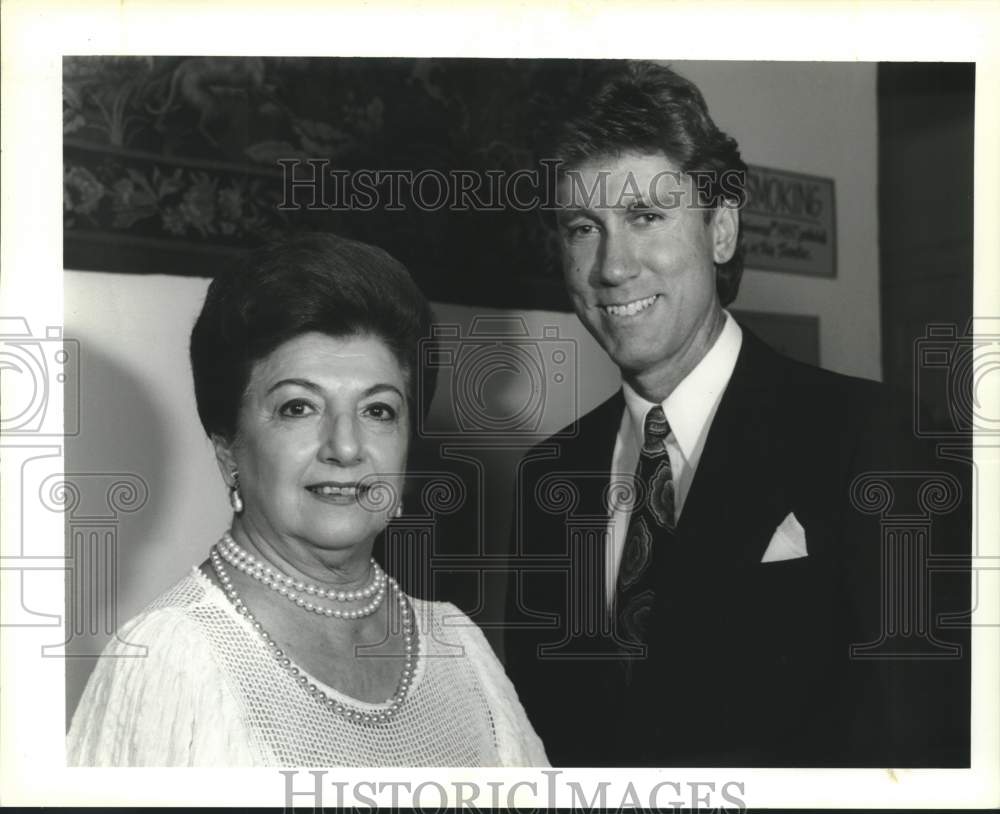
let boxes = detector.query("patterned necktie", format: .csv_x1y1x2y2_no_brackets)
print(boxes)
615,405,675,650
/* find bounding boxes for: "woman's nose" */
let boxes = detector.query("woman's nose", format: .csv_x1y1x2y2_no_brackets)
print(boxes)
321,412,362,464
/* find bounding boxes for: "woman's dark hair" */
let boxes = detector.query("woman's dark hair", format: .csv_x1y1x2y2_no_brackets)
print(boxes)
190,232,436,441
551,61,747,306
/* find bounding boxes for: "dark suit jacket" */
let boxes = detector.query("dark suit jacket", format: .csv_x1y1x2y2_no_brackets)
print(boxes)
504,328,969,767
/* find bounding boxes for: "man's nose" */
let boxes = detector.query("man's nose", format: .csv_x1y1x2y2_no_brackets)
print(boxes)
321,412,362,464
595,230,638,285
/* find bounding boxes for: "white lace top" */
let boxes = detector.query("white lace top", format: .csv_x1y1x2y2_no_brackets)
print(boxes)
67,569,548,767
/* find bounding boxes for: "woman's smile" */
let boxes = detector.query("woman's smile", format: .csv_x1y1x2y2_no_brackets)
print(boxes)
306,480,368,504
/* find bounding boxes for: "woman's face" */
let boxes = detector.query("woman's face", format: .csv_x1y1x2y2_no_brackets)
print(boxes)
218,332,409,558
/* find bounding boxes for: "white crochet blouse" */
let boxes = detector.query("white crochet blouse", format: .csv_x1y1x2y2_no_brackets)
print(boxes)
67,568,548,767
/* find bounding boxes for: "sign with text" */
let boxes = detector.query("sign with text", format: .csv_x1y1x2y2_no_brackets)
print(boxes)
743,165,836,278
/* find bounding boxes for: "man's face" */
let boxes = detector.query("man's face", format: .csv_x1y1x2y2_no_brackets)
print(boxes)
556,151,737,380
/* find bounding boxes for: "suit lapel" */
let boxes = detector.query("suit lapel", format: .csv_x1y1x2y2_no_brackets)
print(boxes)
675,330,790,566
567,389,624,518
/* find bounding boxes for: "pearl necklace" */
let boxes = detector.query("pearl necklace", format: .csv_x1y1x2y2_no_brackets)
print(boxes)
218,532,385,619
209,544,417,726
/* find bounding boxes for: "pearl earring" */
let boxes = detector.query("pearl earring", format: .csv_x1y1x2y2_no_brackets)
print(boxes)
229,471,244,514
394,503,403,519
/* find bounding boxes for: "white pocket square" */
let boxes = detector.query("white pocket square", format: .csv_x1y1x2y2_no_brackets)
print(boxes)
760,511,808,562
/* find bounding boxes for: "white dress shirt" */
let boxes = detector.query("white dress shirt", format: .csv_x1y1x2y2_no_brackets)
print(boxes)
605,311,743,603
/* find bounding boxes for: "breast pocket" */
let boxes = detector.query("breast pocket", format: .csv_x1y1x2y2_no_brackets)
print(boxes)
749,554,839,660
752,554,822,607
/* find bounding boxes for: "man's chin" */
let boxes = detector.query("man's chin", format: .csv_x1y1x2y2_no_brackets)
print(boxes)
607,347,665,379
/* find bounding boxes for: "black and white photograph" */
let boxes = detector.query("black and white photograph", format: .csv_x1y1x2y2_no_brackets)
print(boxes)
1,0,998,809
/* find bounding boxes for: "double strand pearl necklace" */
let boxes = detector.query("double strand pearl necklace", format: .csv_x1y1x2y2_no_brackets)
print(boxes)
217,532,385,619
209,542,417,726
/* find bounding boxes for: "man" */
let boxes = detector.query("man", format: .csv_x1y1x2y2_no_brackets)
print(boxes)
503,62,964,767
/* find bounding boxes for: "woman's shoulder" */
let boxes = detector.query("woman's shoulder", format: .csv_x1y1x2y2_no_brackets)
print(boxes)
407,596,476,628
406,596,496,653
109,568,226,650
68,568,257,766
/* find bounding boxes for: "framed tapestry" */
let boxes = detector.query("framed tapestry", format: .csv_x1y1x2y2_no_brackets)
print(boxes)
62,56,626,310
64,55,826,365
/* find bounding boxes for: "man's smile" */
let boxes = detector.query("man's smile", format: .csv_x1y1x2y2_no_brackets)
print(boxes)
599,294,660,318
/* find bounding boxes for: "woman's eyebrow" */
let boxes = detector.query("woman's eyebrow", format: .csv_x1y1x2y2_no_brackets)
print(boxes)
264,380,405,400
265,377,321,396
362,383,404,400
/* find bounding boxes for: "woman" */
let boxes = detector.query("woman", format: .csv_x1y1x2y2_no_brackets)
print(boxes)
67,233,548,767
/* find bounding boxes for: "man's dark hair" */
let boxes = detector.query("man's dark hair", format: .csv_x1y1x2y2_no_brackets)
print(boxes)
190,232,436,442
552,61,747,306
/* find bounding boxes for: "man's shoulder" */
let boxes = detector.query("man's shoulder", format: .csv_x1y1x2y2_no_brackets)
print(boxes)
735,332,916,471
740,329,882,413
538,388,623,448
785,353,881,406
515,389,623,477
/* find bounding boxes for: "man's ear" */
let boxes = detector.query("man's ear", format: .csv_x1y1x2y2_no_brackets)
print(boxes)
211,434,238,487
711,202,739,265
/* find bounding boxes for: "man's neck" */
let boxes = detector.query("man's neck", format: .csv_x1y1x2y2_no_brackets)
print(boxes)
624,306,727,403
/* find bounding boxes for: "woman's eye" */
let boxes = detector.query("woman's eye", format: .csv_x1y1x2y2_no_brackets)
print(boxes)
278,399,316,418
364,402,398,422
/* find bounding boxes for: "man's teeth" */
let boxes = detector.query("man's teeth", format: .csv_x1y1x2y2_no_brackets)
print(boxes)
312,485,359,496
603,295,658,317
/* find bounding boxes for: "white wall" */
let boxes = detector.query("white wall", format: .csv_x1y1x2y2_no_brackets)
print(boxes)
63,61,880,718
680,61,881,380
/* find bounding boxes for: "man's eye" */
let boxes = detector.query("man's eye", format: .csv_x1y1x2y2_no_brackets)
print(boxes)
364,403,398,422
565,222,598,239
279,399,316,418
631,211,663,225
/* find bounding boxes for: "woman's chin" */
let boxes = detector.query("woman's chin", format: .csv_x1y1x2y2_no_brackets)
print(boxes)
301,517,384,553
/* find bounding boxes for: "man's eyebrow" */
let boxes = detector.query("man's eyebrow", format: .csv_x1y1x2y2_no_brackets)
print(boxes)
556,205,599,220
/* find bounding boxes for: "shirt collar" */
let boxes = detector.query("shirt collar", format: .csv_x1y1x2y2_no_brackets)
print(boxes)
622,310,743,461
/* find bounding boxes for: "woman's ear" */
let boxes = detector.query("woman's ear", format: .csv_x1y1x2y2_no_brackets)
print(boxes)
211,434,238,486
711,201,739,265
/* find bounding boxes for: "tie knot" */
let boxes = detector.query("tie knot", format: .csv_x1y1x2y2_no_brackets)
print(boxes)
642,405,670,453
